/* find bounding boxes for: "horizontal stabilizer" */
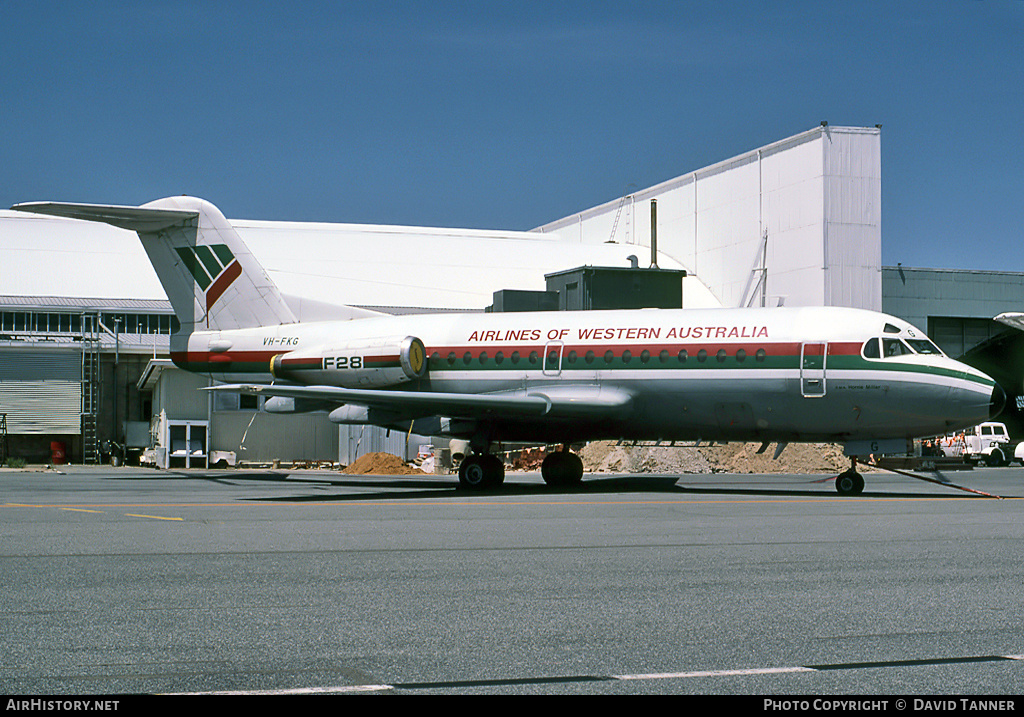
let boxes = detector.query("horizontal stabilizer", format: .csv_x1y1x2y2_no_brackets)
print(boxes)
11,201,197,233
994,312,1024,332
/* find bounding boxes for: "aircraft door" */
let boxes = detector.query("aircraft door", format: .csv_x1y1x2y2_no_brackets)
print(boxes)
800,342,827,397
543,341,564,376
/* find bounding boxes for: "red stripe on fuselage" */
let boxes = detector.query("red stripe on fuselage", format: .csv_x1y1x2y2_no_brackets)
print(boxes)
170,341,864,370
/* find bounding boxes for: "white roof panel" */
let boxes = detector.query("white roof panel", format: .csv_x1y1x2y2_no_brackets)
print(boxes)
2,208,714,311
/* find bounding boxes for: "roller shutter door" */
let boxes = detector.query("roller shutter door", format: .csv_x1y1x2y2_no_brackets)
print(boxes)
0,350,82,434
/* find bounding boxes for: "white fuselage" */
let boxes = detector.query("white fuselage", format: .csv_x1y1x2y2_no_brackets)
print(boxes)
174,305,999,445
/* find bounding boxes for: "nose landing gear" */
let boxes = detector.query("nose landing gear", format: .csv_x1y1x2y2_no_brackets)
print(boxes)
835,458,865,495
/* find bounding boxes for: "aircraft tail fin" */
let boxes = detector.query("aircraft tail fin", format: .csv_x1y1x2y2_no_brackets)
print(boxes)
12,197,297,333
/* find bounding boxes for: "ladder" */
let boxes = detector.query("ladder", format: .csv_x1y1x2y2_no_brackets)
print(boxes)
81,312,101,464
608,193,632,244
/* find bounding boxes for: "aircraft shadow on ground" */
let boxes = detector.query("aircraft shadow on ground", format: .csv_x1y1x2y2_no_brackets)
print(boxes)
102,469,994,501
246,474,689,502
194,472,977,502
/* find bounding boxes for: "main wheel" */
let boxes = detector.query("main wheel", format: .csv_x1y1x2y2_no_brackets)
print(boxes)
458,454,504,490
541,451,584,486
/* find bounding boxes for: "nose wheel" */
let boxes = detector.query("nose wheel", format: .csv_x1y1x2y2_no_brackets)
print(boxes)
835,458,865,495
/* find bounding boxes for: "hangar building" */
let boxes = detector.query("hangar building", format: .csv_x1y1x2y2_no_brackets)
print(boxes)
1,124,1019,466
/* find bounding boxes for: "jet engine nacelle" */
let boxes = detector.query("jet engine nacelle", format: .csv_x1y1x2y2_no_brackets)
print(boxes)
271,335,427,388
449,439,471,462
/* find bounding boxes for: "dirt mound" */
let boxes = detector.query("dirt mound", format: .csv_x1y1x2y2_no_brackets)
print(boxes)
580,441,713,474
342,452,426,475
580,440,855,475
698,442,851,474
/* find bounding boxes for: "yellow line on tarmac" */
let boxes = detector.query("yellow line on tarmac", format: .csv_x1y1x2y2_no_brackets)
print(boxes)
124,513,184,521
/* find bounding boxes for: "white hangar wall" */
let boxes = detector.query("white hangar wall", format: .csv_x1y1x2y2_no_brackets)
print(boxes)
0,210,718,314
535,125,882,311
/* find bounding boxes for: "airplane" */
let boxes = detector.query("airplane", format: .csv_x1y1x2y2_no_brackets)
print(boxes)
11,196,1005,494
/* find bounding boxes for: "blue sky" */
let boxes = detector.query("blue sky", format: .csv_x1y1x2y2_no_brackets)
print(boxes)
2,1,1022,272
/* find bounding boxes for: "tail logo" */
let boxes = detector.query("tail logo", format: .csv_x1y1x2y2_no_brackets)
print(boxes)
175,244,242,313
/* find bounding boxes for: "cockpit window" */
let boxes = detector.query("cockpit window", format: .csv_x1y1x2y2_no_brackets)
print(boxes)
883,323,901,334
862,338,880,359
905,338,943,356
865,336,944,360
882,338,913,357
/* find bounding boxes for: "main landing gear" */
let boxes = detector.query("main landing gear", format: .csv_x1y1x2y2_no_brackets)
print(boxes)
835,457,865,495
457,446,585,490
458,453,505,490
540,447,584,487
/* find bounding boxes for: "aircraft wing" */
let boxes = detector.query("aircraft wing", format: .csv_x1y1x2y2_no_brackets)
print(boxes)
994,312,1024,332
207,383,635,420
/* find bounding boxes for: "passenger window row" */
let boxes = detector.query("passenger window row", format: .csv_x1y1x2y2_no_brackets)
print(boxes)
430,348,770,367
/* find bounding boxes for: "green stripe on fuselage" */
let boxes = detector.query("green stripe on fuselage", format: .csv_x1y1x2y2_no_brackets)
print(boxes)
423,350,991,387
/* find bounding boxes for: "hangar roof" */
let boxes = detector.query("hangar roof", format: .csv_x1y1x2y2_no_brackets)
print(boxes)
0,209,720,313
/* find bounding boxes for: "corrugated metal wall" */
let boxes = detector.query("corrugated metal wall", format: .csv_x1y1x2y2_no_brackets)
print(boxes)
0,349,81,433
338,425,433,465
210,411,339,463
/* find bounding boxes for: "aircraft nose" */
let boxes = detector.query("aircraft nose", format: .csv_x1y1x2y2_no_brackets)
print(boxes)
990,382,1007,420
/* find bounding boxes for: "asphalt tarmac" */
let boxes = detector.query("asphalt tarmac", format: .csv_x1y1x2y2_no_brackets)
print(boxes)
2,464,1023,696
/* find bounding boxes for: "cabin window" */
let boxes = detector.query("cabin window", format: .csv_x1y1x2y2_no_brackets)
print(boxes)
677,349,688,363
716,349,727,363
478,352,488,364
659,349,670,363
447,352,456,366
640,350,651,364
755,349,767,362
511,351,521,364
495,351,504,364
463,352,473,365
529,351,539,365
621,350,632,363
736,349,747,362
604,350,614,364
567,350,578,364
697,349,708,363
585,350,595,364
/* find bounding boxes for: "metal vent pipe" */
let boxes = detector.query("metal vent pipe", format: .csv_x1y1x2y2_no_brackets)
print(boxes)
650,199,659,268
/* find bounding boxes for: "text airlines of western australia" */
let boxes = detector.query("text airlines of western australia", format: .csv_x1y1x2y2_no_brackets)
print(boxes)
466,325,771,343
